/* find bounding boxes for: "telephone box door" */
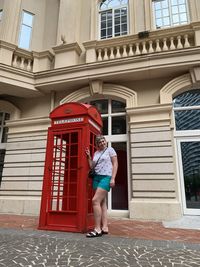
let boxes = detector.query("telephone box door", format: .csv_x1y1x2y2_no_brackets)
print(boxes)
42,128,82,232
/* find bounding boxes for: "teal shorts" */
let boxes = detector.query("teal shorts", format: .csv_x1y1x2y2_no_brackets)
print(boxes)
93,175,112,192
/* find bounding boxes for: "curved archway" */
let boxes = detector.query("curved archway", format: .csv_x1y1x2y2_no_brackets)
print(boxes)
160,74,193,104
0,100,21,120
60,83,137,108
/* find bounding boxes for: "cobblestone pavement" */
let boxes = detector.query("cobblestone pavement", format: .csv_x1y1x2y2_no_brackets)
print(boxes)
0,228,200,267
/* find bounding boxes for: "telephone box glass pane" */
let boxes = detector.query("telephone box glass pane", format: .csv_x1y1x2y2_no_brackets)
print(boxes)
50,132,79,212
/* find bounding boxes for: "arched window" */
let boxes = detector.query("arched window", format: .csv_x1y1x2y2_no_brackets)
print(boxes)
173,89,200,131
99,0,128,39
153,0,189,29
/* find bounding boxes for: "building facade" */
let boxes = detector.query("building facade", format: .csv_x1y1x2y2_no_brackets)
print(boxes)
0,0,200,220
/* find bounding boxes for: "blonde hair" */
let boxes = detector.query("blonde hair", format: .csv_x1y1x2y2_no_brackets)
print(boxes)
95,135,106,145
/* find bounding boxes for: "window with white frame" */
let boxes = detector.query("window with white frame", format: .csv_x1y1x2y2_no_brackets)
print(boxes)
153,0,189,29
173,90,200,131
99,0,128,39
0,112,10,185
18,10,34,50
90,99,126,135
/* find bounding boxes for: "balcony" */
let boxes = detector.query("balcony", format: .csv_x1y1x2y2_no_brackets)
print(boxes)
0,23,200,95
83,23,199,63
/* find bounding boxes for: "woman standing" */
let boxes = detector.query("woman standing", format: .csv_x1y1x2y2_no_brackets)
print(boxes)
85,135,118,237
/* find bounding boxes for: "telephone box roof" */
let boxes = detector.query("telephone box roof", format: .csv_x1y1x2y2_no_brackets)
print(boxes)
50,102,103,127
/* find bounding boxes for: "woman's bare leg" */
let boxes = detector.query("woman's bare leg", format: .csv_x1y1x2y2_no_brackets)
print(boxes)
101,197,108,232
92,188,107,232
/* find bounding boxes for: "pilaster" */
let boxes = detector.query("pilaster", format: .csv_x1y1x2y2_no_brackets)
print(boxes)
0,0,22,44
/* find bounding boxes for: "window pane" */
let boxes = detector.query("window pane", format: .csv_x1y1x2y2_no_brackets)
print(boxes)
115,25,120,34
101,29,106,38
180,13,187,22
178,0,186,4
115,9,120,16
121,24,127,33
101,12,107,21
175,110,200,130
180,141,200,209
90,100,108,114
112,116,126,134
107,27,112,37
112,100,126,113
23,12,33,26
179,4,186,12
172,6,179,14
172,0,178,5
156,10,162,18
156,18,163,27
173,90,200,107
162,0,168,8
107,19,112,27
102,117,108,135
101,20,106,29
163,17,170,25
154,2,161,10
172,14,179,23
107,11,112,19
163,8,169,16
121,15,127,23
108,0,121,8
115,16,120,25
121,7,127,15
19,25,32,49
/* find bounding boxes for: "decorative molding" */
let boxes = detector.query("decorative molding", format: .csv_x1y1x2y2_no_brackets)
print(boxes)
0,100,21,120
190,66,200,83
60,83,137,108
89,80,103,95
160,74,192,104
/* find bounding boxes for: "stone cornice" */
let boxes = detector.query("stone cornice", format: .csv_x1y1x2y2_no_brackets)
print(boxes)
34,47,200,91
52,42,82,55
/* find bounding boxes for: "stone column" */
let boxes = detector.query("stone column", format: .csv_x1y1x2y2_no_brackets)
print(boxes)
127,104,182,221
0,0,22,44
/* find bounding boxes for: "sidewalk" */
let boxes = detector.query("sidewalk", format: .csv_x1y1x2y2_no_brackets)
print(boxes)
0,214,200,244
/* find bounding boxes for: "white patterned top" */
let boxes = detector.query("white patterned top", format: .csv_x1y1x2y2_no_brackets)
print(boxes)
93,147,117,176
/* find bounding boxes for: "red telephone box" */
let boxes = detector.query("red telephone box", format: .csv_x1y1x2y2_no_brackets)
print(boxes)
38,102,102,233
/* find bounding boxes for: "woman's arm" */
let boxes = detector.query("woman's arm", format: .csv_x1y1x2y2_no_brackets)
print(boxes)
85,147,93,168
110,156,118,188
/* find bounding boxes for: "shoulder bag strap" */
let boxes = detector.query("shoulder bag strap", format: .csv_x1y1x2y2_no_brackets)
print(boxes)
93,147,108,168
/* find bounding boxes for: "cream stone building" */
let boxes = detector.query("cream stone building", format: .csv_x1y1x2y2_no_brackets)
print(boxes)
0,0,200,221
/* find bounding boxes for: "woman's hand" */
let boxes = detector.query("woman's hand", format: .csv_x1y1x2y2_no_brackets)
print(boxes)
110,178,115,188
85,147,91,158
